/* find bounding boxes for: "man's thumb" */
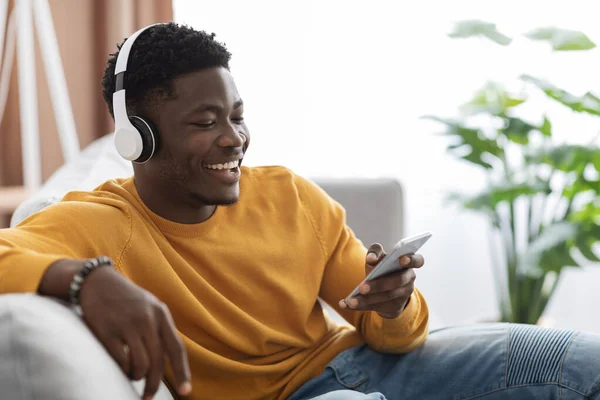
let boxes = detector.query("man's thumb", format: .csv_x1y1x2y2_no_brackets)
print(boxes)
365,243,385,274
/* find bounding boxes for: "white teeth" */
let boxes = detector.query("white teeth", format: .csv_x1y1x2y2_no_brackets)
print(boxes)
205,160,240,170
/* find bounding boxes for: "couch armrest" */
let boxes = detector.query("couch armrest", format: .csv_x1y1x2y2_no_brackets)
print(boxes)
0,294,174,400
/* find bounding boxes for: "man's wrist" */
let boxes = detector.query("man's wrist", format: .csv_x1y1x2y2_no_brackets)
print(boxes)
377,296,411,319
38,259,86,300
68,256,114,315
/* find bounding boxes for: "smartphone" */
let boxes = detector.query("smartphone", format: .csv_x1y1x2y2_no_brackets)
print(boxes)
344,231,433,302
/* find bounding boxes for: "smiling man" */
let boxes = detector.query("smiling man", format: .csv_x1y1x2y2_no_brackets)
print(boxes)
1,22,600,400
132,68,248,221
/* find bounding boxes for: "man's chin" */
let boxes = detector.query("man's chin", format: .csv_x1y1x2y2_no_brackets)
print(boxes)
212,197,239,206
189,191,240,207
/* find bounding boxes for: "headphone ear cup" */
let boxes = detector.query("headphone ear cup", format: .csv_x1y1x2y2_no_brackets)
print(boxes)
129,116,156,163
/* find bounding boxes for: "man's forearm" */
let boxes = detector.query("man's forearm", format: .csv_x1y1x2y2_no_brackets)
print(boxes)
0,245,68,294
38,259,84,300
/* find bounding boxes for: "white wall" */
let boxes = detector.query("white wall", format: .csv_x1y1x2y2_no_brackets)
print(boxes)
173,0,600,332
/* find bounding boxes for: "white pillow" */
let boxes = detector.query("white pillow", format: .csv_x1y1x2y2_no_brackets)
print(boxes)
0,294,174,400
11,133,133,227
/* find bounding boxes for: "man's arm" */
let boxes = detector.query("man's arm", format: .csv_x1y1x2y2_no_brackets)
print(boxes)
0,199,129,294
294,174,429,353
0,199,193,398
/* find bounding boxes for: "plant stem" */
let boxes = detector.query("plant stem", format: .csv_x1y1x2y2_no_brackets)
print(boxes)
560,197,574,222
533,138,555,236
550,172,576,224
499,135,520,322
487,223,508,320
508,199,520,320
527,195,535,243
534,194,549,235
536,272,562,322
527,275,545,324
497,208,516,322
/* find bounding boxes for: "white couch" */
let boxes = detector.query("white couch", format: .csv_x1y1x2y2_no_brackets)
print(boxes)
1,133,436,399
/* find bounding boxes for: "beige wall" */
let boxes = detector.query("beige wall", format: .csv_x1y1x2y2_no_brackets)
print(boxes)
0,0,172,226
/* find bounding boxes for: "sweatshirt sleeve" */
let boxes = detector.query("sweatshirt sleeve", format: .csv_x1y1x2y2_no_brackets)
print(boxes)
294,173,429,353
0,196,131,294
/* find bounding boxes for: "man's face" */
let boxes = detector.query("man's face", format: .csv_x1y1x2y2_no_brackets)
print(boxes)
146,67,250,206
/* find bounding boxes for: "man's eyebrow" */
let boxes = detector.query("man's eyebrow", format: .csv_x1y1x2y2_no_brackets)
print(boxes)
185,99,244,116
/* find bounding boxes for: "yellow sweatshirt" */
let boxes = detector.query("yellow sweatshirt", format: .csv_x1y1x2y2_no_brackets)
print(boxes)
0,166,428,399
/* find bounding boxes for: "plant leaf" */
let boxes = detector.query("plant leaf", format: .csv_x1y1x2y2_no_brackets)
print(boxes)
460,82,526,116
446,191,498,222
502,117,536,144
421,115,460,126
453,181,551,215
449,20,512,46
539,243,579,271
575,234,600,262
539,116,552,137
520,75,600,116
462,152,493,169
527,144,600,172
525,27,596,51
489,180,552,206
563,179,599,202
570,200,600,223
593,151,600,171
522,222,579,273
421,115,504,169
524,27,556,41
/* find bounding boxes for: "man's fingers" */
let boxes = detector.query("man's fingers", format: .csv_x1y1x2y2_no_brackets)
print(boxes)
361,268,416,294
104,337,131,377
398,254,425,269
366,243,386,265
365,243,386,275
124,332,149,381
352,286,413,307
345,285,413,315
157,305,192,396
142,326,165,400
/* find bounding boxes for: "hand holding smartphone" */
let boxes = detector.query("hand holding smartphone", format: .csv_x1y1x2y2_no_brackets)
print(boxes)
345,231,432,303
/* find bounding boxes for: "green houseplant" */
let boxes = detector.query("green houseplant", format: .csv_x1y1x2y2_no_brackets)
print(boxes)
424,21,600,324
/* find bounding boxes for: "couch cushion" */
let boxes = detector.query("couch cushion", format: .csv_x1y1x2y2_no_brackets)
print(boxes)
0,294,173,400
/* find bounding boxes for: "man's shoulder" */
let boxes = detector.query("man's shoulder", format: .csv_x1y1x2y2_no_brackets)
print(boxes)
241,165,295,182
17,178,135,228
240,165,331,206
241,165,316,193
60,177,131,208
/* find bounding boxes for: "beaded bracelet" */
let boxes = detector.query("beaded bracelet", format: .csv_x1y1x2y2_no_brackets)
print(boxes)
68,256,114,315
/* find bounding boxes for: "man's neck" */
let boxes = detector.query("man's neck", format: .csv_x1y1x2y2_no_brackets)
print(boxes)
134,178,216,224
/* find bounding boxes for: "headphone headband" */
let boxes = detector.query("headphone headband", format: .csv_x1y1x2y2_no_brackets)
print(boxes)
113,23,163,163
115,23,161,76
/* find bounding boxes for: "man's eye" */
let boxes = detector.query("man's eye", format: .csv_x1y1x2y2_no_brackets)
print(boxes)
192,122,215,128
232,117,245,124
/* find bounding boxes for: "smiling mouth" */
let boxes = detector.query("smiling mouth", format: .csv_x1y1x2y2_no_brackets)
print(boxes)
203,159,241,171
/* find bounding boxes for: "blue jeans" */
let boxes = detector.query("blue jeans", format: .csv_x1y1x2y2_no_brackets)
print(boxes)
287,323,600,400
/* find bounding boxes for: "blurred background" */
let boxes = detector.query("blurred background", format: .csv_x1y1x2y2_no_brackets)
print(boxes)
1,0,599,332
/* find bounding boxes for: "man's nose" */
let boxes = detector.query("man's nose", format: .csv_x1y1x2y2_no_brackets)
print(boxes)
217,123,245,147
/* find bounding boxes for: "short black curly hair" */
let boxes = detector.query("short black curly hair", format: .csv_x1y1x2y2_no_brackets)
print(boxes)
101,22,232,119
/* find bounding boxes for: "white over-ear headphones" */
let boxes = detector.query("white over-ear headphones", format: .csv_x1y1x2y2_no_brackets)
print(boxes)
113,23,163,163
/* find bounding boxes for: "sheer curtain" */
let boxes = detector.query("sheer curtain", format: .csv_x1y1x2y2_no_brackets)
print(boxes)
173,0,600,330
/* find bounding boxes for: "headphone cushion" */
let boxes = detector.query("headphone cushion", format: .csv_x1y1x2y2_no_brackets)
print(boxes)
129,116,156,163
